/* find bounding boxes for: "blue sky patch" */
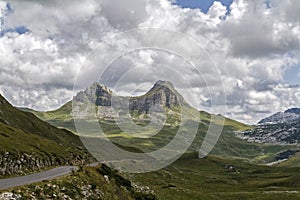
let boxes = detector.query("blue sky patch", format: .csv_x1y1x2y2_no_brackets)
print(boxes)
0,26,30,37
284,64,300,85
173,0,233,13
264,0,271,9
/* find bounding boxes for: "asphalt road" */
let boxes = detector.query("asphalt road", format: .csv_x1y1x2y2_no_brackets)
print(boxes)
0,166,77,190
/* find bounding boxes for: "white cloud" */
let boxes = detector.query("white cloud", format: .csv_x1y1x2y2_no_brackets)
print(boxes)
100,0,148,30
207,1,227,26
0,0,299,124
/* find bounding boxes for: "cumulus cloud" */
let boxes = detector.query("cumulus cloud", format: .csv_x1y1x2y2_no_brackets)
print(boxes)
221,0,300,58
100,0,148,29
0,0,299,124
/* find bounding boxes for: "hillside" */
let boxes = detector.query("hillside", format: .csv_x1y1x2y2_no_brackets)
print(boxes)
0,94,94,177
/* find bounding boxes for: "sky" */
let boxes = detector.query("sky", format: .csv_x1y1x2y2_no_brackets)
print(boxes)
0,0,300,124
174,0,233,13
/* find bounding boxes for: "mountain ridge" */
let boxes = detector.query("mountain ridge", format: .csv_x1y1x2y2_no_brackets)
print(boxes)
74,80,188,112
237,107,300,145
258,107,300,124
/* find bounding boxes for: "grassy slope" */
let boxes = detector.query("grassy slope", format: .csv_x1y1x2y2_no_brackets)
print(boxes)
19,101,75,131
0,122,79,158
1,97,78,146
0,95,94,173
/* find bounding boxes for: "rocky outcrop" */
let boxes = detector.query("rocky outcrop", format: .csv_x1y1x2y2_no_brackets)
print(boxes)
0,152,52,176
74,82,112,106
129,80,182,113
239,108,300,145
236,120,300,144
0,152,88,176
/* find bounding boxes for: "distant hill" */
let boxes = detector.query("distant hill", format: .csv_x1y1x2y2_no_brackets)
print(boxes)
235,108,300,164
237,108,300,145
0,94,94,177
258,108,300,124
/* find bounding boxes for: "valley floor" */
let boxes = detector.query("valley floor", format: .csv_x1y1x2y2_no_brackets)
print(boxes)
131,156,300,200
1,155,300,200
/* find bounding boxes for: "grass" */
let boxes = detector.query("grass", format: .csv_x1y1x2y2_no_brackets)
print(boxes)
24,100,297,165
0,123,76,157
3,154,300,199
0,95,94,177
131,155,300,200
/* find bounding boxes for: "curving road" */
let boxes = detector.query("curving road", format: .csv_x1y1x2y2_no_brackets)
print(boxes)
0,166,77,191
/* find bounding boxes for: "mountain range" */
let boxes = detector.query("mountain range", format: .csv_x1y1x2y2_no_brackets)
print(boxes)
20,80,298,166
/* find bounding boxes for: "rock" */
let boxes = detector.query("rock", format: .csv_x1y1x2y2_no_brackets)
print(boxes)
0,192,21,200
74,82,112,106
104,175,110,183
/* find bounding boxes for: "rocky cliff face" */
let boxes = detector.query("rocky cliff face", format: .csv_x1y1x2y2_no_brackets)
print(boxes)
237,108,300,145
129,80,183,113
74,82,113,106
258,108,300,124
74,80,185,113
0,151,86,176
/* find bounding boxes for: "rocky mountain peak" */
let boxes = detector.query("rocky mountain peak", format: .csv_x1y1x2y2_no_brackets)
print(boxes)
152,80,175,90
73,81,188,113
129,80,185,111
74,82,113,106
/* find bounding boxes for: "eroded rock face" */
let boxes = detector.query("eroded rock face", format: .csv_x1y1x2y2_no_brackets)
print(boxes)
0,152,50,176
129,81,180,113
74,83,113,106
0,152,88,177
74,81,182,113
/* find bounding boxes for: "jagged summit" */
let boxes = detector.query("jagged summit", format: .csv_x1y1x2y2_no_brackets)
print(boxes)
130,81,182,111
152,80,175,90
74,82,113,106
73,81,188,111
